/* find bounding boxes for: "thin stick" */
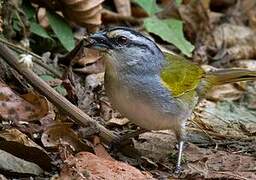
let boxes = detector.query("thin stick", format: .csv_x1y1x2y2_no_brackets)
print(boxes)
0,43,117,143
0,37,62,78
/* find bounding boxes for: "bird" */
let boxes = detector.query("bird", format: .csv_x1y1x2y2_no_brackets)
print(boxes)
87,26,256,173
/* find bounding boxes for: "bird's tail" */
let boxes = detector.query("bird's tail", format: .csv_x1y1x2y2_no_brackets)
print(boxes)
198,69,256,97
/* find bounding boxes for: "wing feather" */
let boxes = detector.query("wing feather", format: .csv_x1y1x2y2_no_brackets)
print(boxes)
160,53,204,97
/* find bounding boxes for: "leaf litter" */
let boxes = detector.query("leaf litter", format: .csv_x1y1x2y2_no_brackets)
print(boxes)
1,0,256,179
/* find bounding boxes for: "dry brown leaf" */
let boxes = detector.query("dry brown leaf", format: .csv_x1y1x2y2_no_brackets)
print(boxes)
0,128,52,171
21,91,50,118
93,136,113,161
76,48,102,65
0,81,50,122
107,117,130,126
59,0,104,31
41,123,94,153
32,0,104,31
74,59,105,74
183,145,256,179
114,0,131,16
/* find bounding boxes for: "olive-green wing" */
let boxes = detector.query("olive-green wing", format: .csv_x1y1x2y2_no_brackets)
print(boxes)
160,52,205,97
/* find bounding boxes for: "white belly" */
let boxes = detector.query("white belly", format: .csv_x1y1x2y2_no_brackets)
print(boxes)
105,80,189,131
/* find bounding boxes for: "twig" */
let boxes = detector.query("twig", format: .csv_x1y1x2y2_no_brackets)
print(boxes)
191,113,216,143
0,43,118,143
0,37,62,78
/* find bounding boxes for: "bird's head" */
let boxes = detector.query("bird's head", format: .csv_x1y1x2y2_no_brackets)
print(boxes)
88,27,164,72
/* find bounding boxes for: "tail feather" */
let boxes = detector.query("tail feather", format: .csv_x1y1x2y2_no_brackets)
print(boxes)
197,69,256,97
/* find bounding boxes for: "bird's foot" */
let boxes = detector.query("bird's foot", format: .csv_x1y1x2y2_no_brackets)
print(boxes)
174,165,182,174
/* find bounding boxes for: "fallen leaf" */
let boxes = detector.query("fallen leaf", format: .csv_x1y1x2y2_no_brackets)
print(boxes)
41,123,94,153
59,152,155,179
93,136,113,161
77,49,102,66
144,16,194,57
60,0,104,31
0,81,50,122
107,117,130,126
0,149,43,176
0,129,52,171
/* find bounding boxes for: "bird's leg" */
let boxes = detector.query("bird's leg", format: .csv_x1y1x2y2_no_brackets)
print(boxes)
175,140,184,174
173,121,187,174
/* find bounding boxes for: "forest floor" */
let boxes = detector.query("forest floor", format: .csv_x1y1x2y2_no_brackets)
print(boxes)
0,0,256,179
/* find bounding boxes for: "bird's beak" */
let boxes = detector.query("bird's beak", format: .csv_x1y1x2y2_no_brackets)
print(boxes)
88,32,113,50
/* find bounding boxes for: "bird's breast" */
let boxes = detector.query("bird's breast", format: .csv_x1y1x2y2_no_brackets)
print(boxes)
104,69,192,130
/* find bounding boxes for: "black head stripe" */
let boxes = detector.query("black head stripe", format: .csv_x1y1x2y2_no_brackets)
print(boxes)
104,26,160,55
106,26,152,42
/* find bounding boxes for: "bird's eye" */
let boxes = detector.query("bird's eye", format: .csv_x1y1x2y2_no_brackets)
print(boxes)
116,36,129,45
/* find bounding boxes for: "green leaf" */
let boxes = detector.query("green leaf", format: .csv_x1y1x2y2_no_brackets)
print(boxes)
13,19,21,31
22,0,36,20
30,22,51,39
54,85,67,96
40,75,67,96
47,11,75,51
175,0,182,6
134,0,161,16
21,1,51,39
40,75,55,81
144,16,194,57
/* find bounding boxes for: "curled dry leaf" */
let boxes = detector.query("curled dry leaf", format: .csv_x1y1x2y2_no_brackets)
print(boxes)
59,0,104,31
41,123,94,153
0,128,52,171
0,81,49,122
32,0,104,31
76,48,102,66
